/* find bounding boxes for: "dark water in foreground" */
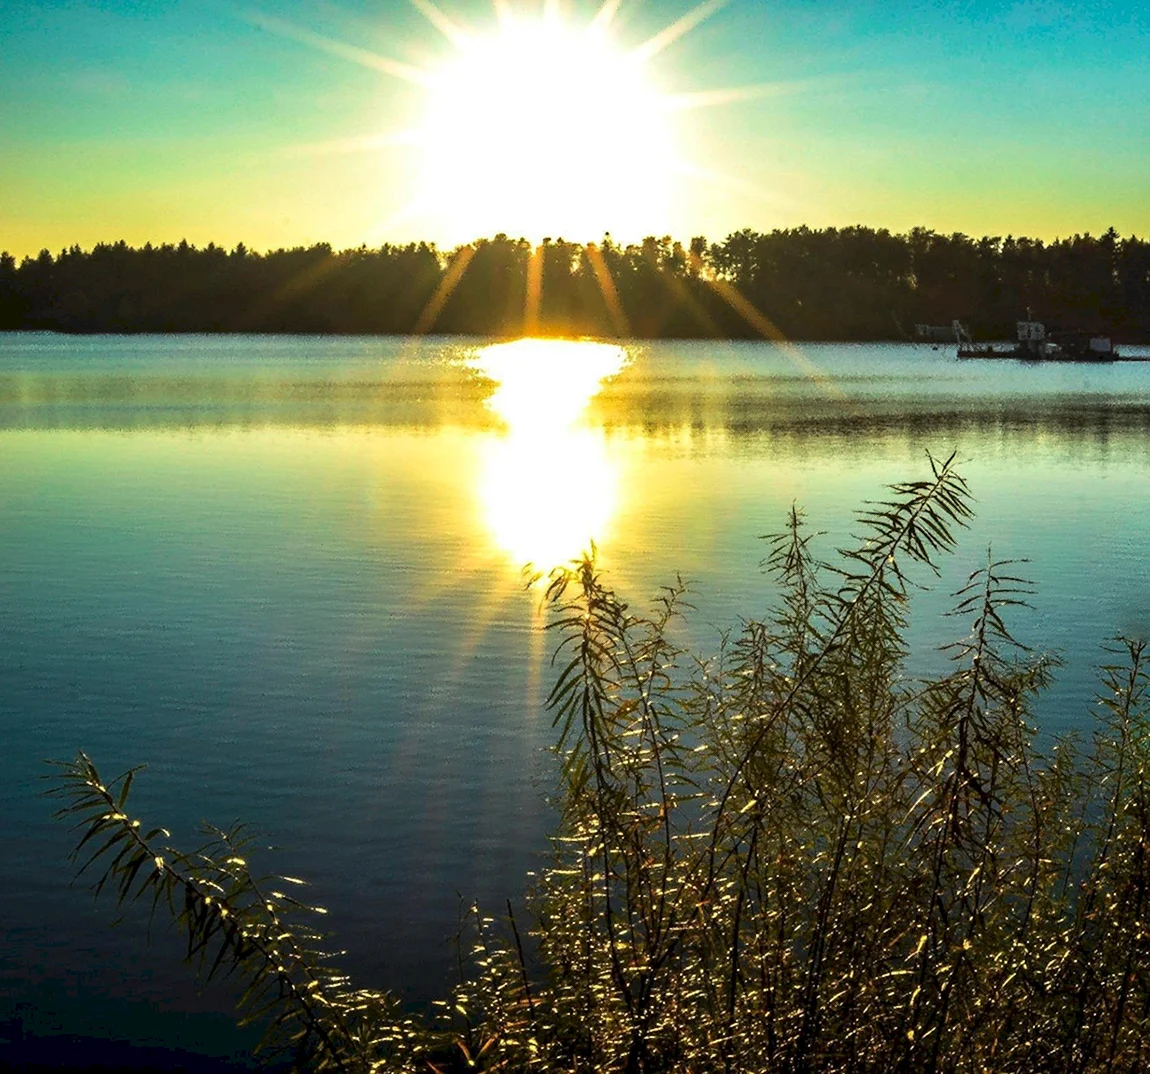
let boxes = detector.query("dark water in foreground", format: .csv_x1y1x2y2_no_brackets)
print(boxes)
3,333,1150,1064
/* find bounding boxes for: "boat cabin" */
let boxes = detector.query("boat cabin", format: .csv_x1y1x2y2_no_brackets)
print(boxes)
1016,320,1046,357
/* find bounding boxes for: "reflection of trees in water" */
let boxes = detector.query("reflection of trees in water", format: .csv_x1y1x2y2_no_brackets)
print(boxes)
593,393,1150,458
3,226,1148,340
11,376,1150,462
0,369,499,431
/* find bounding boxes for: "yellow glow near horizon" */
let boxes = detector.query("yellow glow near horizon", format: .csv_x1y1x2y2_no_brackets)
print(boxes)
417,11,675,241
472,338,627,569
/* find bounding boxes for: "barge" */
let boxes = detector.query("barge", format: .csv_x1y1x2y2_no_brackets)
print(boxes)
957,319,1120,361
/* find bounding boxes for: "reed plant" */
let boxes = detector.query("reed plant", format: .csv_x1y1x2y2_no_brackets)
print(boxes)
50,452,1150,1072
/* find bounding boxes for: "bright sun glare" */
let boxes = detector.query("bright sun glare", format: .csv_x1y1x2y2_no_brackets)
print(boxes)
259,0,758,244
418,11,674,241
473,338,627,569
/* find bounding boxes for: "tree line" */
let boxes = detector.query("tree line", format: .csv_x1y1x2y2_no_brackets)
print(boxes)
2,226,1148,340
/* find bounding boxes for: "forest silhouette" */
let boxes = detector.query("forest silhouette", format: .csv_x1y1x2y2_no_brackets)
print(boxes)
2,226,1147,341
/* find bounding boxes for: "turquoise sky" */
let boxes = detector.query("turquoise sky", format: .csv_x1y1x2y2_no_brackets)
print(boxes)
1,0,1147,257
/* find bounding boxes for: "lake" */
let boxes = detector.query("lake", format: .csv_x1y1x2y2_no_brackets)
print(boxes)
3,332,1150,1065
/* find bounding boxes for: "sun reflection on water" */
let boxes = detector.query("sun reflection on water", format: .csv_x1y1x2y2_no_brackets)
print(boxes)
472,338,627,571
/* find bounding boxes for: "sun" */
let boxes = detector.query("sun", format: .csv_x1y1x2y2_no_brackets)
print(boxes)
416,9,675,242
252,0,758,244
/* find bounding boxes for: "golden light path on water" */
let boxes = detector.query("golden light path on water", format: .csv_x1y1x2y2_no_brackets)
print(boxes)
471,338,628,571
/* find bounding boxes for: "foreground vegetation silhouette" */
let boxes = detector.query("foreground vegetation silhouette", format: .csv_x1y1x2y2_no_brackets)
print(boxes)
6,226,1149,340
53,454,1150,1072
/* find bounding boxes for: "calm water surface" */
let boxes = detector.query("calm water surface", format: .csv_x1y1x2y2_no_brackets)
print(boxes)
3,333,1150,1063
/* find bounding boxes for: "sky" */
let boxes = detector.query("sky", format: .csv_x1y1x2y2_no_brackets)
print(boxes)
1,0,1148,259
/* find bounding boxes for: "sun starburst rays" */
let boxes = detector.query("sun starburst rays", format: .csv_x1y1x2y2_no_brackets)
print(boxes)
248,0,777,247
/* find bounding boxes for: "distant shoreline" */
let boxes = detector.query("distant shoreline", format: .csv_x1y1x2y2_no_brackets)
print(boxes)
5,329,1150,348
3,227,1147,343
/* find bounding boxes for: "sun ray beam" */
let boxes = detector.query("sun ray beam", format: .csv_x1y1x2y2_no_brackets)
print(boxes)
408,0,470,48
241,9,433,86
702,276,789,346
280,130,420,158
663,73,866,113
413,244,476,334
438,582,520,685
524,595,548,728
525,245,544,336
590,0,625,32
235,254,344,331
662,263,724,337
584,243,630,337
632,0,728,62
701,277,846,399
662,83,806,112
